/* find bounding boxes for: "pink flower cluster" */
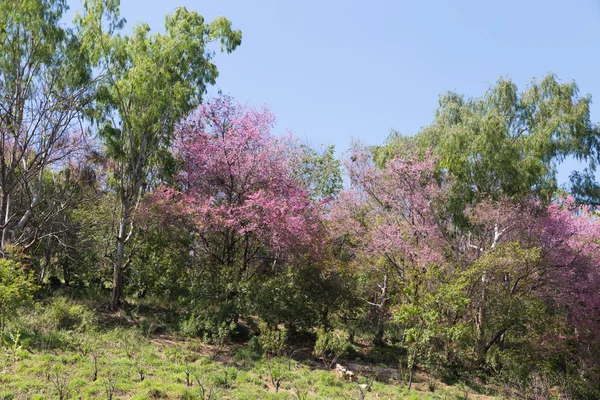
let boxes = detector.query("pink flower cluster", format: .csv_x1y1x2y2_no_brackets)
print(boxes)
151,96,323,261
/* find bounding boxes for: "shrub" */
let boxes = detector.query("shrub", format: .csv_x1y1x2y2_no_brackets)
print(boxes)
365,345,406,366
41,296,96,332
313,328,349,368
179,308,236,342
258,324,288,356
0,258,36,331
247,335,262,355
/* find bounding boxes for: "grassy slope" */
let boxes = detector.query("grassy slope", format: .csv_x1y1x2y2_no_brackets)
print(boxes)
0,296,505,399
0,331,503,399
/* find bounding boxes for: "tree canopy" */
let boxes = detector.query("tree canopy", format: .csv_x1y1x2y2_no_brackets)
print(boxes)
0,2,599,397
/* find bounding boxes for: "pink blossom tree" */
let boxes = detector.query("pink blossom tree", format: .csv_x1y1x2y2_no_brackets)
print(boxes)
463,196,600,362
149,96,323,321
330,143,450,344
331,142,600,377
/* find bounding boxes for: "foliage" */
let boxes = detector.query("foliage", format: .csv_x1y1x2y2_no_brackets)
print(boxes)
313,328,349,368
75,0,242,309
258,323,288,356
41,296,97,332
570,168,600,206
377,74,600,226
296,144,344,203
0,259,35,331
148,96,325,330
0,5,598,393
0,0,93,250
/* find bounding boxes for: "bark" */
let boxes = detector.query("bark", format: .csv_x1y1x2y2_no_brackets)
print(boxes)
38,236,53,284
475,270,487,359
110,202,131,310
372,272,389,346
1,192,10,247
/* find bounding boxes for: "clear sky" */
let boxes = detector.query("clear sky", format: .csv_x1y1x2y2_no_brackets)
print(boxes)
64,0,600,185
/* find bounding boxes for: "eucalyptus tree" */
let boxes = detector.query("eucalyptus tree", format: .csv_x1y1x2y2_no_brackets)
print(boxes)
377,74,600,223
570,168,600,206
0,0,93,250
76,0,242,309
296,144,343,203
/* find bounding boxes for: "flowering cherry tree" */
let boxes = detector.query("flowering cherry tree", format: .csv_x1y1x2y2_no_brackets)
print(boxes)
150,96,322,293
331,142,600,373
330,144,450,343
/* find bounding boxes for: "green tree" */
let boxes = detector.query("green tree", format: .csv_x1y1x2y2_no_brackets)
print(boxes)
75,0,241,309
569,168,600,206
296,144,343,203
0,257,35,331
0,0,92,249
378,74,599,223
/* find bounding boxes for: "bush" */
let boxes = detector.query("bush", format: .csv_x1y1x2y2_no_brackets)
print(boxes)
258,324,288,356
366,344,406,366
0,258,36,331
41,296,96,332
247,335,262,355
232,344,261,364
313,328,349,368
179,304,237,342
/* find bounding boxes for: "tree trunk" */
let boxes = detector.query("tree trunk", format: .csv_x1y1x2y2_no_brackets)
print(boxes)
374,322,385,346
1,192,10,247
373,272,389,346
110,257,125,310
38,237,53,284
110,204,131,310
62,260,71,287
475,271,487,363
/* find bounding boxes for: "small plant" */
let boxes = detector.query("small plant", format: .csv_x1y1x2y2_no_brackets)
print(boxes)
103,372,117,400
92,354,99,381
528,373,552,400
194,375,220,400
265,354,283,392
204,322,234,361
424,362,440,393
247,335,262,355
286,346,307,371
221,366,235,389
426,374,439,392
258,324,288,356
292,383,308,400
457,381,470,400
185,361,191,387
74,333,103,381
112,327,140,359
0,258,35,333
3,331,22,363
43,296,96,331
50,366,70,400
136,363,145,382
356,384,367,400
313,328,349,369
356,374,376,399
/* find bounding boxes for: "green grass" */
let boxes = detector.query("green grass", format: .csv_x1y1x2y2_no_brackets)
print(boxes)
0,296,506,399
0,330,505,399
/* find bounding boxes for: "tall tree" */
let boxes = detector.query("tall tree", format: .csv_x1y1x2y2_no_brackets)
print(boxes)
377,74,600,223
330,143,450,344
569,168,600,207
147,97,323,327
150,96,323,301
332,142,600,376
296,143,343,204
76,0,242,309
0,0,92,250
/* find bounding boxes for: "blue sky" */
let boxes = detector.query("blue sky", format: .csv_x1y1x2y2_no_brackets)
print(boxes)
64,0,600,185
